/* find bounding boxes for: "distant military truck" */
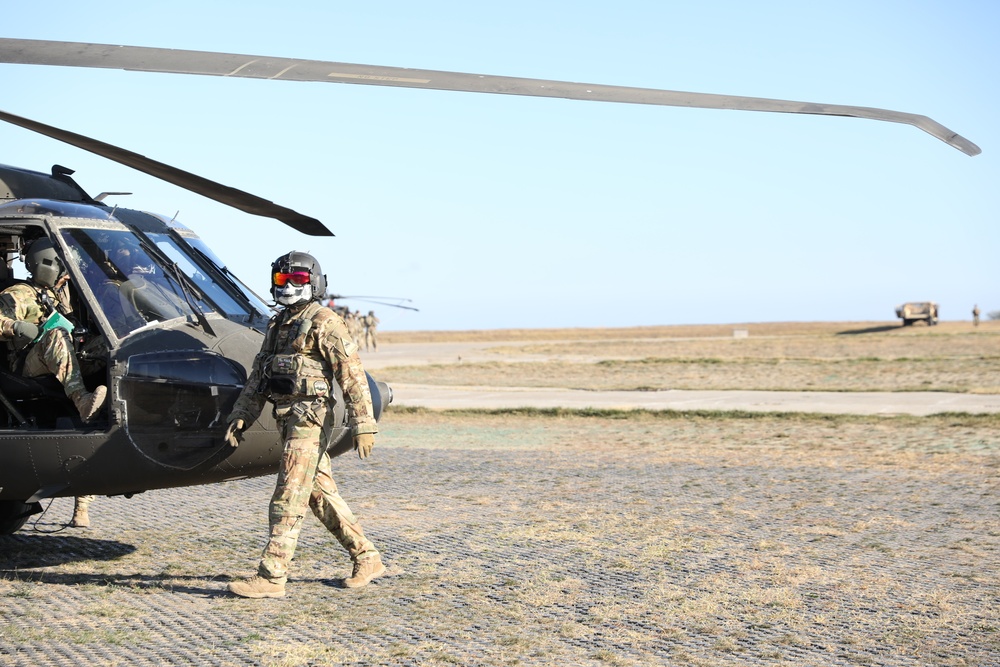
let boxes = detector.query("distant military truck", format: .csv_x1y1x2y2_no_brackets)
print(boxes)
895,301,939,326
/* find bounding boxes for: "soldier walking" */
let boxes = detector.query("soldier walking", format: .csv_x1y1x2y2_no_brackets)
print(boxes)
351,309,364,349
225,251,384,599
345,309,362,350
364,310,380,352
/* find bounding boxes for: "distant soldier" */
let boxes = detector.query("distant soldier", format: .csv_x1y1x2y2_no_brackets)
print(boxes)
973,304,981,326
364,310,380,352
344,310,360,349
351,310,364,349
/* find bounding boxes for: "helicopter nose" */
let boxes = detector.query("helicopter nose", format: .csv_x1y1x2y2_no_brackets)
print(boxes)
365,373,392,421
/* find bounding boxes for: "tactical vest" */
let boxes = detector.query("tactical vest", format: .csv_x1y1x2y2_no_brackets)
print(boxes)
262,302,336,400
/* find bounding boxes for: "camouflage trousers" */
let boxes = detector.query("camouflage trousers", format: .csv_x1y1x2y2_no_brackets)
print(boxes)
22,329,87,399
258,399,378,583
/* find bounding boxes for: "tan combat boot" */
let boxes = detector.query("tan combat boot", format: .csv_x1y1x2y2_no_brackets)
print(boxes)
228,575,286,599
71,386,107,424
70,507,89,528
344,554,386,588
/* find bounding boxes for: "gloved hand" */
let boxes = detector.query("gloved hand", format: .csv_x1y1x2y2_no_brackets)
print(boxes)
225,418,246,448
12,320,40,343
354,433,375,459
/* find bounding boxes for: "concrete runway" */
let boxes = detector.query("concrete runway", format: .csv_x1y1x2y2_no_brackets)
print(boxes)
387,383,1000,415
362,342,1000,416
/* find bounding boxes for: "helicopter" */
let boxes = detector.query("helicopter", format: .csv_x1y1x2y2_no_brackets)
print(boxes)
324,294,419,316
0,38,979,534
0,162,395,535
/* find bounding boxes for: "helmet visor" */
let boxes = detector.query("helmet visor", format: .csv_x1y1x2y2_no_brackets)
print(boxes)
273,271,312,287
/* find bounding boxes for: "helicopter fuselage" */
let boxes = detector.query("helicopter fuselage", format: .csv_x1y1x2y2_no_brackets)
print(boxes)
0,164,386,530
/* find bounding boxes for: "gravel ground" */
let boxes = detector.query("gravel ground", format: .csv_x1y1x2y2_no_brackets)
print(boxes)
1,410,997,667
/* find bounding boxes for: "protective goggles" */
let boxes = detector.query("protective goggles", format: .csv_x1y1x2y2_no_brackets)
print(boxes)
272,271,312,287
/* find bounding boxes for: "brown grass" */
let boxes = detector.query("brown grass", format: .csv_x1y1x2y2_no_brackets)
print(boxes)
378,320,1000,393
381,320,996,343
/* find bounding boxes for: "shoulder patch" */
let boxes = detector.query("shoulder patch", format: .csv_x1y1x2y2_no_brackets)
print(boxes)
342,336,359,357
0,292,17,318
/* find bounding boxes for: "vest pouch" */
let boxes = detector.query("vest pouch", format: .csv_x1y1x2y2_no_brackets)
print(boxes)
268,375,298,394
268,353,330,397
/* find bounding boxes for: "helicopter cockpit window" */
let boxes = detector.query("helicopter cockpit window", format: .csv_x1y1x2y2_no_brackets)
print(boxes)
142,233,248,318
61,228,200,338
182,237,271,318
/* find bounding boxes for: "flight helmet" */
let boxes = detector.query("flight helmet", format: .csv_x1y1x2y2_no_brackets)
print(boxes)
271,251,326,307
25,237,66,288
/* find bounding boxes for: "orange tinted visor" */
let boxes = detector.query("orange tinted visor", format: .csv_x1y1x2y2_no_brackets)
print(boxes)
273,271,311,287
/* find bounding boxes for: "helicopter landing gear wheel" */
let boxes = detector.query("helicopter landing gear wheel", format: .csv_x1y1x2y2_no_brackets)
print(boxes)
0,500,41,535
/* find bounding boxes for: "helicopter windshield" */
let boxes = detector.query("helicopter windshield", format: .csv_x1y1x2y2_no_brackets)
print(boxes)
141,232,245,316
172,236,271,318
61,228,208,338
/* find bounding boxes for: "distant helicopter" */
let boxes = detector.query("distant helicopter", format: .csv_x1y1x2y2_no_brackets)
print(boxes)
0,38,979,534
325,294,419,316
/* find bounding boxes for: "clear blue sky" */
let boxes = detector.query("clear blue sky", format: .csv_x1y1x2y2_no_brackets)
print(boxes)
2,1,996,330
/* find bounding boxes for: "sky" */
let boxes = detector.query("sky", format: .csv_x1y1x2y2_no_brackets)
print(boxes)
0,1,996,331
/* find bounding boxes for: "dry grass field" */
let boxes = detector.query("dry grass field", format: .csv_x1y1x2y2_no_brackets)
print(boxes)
379,321,1000,394
1,321,998,666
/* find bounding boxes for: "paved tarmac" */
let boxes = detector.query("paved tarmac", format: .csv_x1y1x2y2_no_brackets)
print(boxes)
388,383,1000,415
362,341,1000,416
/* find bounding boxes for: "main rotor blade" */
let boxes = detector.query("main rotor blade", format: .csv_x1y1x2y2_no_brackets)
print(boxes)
0,38,980,156
0,107,333,236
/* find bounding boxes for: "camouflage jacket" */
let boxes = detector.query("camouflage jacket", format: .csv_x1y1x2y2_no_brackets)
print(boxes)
230,301,377,436
0,281,71,338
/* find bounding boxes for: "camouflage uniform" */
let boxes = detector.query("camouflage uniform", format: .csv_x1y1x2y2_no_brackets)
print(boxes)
0,282,89,401
343,311,358,349
229,300,379,584
364,311,380,352
349,310,363,350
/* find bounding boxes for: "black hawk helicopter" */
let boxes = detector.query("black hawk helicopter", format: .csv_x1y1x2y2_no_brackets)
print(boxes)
0,38,979,534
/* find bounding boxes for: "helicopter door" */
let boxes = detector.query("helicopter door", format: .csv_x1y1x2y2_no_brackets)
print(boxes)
119,349,244,470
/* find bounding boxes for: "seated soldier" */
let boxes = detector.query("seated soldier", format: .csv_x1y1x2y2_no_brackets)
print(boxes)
0,238,106,422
